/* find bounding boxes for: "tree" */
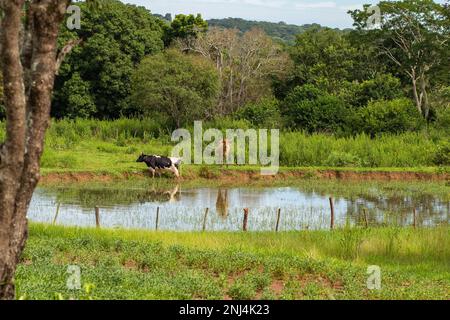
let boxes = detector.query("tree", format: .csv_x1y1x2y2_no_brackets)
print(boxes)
0,0,101,300
339,73,404,107
282,85,351,133
163,13,208,46
349,0,450,119
180,27,290,115
53,72,96,118
0,71,3,117
130,49,220,127
53,0,164,119
207,17,327,43
355,98,424,136
283,28,363,96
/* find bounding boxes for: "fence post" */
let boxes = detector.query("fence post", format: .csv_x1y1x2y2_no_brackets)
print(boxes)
52,203,61,225
363,208,369,228
95,206,100,228
202,208,209,232
243,208,249,232
413,208,417,229
329,197,335,230
155,206,160,231
275,208,281,232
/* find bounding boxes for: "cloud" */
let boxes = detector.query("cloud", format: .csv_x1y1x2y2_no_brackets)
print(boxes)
193,0,287,8
338,4,365,11
295,1,337,9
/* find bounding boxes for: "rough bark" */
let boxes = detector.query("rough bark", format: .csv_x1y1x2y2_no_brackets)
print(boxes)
0,0,70,300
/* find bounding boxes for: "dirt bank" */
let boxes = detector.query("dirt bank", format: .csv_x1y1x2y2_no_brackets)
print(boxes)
40,168,449,185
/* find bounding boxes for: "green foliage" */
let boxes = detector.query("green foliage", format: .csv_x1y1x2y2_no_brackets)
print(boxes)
285,28,363,95
282,85,351,133
433,142,450,166
349,0,450,119
164,14,208,45
354,99,424,136
325,152,362,167
53,73,96,118
280,131,439,167
8,118,442,170
53,0,164,119
236,98,281,127
207,18,328,43
131,49,220,127
341,74,404,107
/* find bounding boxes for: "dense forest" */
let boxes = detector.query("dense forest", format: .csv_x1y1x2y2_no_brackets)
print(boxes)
0,0,449,139
207,18,334,43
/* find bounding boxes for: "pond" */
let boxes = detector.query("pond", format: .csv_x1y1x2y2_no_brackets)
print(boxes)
27,180,449,231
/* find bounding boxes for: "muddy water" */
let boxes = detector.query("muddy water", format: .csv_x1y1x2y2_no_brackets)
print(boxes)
27,182,449,231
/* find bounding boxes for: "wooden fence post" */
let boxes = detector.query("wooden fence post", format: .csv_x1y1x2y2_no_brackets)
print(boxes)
155,206,160,231
413,208,417,229
52,203,61,225
275,208,281,232
363,208,369,228
329,197,335,230
95,206,100,228
243,208,249,232
202,208,209,231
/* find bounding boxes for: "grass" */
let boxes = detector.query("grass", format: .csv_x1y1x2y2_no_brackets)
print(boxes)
16,223,450,300
1,118,447,176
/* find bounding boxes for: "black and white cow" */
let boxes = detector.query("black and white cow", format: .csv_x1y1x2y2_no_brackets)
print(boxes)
136,154,181,178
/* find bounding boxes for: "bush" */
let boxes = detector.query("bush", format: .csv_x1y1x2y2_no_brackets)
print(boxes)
433,142,450,166
434,106,450,131
340,74,404,107
282,85,351,133
354,99,424,136
131,49,220,127
236,98,281,127
280,131,438,167
325,151,361,167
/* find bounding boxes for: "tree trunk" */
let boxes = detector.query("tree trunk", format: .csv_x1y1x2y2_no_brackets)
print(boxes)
0,0,70,300
419,73,430,119
411,77,423,114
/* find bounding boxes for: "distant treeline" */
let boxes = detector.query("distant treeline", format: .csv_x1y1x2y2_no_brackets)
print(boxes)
206,18,339,43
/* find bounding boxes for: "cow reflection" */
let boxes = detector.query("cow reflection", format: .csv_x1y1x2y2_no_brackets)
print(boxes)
139,184,180,203
216,188,229,218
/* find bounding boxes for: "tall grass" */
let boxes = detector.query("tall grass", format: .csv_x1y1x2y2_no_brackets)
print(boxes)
1,118,448,168
280,131,441,167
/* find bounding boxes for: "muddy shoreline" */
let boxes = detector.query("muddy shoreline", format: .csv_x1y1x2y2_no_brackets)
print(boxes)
40,168,450,184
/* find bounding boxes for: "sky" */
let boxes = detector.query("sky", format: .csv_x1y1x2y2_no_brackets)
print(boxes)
123,0,381,28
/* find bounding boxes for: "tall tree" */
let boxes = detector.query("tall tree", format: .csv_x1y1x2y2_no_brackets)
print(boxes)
350,0,450,119
163,13,208,47
180,27,290,115
131,49,219,127
53,0,164,119
0,0,97,300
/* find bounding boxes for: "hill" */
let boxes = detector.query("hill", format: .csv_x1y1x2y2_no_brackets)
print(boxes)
207,17,327,42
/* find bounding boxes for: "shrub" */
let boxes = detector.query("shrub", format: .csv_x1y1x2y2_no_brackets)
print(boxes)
434,106,450,131
131,49,220,127
236,98,281,127
355,99,424,136
41,150,79,169
282,85,351,133
325,151,361,167
433,142,450,166
340,74,404,107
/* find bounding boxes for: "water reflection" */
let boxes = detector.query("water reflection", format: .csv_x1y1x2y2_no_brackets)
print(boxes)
28,184,449,231
216,189,229,219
